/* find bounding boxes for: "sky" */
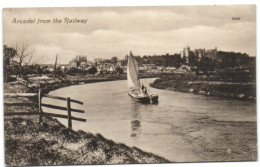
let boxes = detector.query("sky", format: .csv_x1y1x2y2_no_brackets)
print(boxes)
3,5,256,64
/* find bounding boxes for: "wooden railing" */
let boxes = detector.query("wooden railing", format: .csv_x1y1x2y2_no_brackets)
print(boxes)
4,93,39,116
4,90,86,129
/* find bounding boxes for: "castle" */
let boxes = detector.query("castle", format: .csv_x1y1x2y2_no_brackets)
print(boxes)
181,46,218,65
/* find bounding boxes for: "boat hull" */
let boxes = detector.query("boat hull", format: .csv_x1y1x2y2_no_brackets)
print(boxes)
128,91,159,104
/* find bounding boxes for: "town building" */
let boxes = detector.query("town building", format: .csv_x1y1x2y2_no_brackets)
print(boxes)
68,61,77,69
60,64,68,71
116,60,124,66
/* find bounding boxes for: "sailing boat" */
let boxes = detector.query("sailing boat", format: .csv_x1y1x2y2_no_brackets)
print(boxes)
127,51,159,104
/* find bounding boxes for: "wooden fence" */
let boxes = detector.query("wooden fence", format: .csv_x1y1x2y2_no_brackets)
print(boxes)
4,90,86,129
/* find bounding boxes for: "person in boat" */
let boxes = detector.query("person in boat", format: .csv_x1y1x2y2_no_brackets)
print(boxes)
143,87,148,95
141,84,145,91
140,84,148,95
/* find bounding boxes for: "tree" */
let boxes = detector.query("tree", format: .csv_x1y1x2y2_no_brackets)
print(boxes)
23,64,44,75
88,67,97,75
111,57,118,64
3,45,17,82
198,57,216,72
9,64,20,76
14,43,37,76
66,67,80,75
115,66,124,74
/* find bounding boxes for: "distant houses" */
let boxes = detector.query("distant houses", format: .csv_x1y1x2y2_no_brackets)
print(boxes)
35,46,253,76
68,61,77,69
96,62,126,74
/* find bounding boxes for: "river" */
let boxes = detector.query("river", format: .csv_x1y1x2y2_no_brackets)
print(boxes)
42,78,257,162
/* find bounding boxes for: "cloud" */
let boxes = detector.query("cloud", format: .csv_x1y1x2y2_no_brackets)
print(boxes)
3,5,256,64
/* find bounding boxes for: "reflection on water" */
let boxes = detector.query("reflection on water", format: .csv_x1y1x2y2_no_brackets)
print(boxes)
45,78,256,162
131,120,141,137
130,100,142,137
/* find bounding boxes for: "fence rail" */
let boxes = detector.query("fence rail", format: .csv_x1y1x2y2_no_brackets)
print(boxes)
41,103,85,113
4,90,86,129
4,112,39,116
4,103,36,106
42,94,84,105
4,93,37,98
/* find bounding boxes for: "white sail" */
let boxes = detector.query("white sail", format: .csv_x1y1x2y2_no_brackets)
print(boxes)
127,51,140,89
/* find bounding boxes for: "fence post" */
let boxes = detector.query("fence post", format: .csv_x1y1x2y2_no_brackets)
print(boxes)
38,89,42,123
66,97,72,129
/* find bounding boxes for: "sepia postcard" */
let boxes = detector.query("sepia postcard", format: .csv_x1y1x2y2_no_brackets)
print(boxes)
2,5,256,166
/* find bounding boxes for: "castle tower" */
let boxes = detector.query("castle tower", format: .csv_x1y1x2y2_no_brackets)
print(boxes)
185,46,190,64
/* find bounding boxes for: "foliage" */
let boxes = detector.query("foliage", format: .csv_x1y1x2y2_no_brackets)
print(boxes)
115,66,124,74
66,67,83,75
88,67,98,75
110,57,118,64
4,45,17,65
197,57,216,72
3,45,17,82
14,43,36,76
3,44,41,80
217,51,250,68
134,53,182,68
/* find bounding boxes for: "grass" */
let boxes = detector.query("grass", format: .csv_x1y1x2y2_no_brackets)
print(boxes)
5,115,170,165
150,74,256,100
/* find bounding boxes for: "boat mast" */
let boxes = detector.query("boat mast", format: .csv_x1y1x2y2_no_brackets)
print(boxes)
53,53,58,78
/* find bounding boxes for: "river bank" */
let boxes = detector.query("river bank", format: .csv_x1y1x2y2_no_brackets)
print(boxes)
4,75,171,166
149,74,256,100
25,73,161,94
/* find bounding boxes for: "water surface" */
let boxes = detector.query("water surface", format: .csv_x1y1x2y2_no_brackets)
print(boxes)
42,78,256,162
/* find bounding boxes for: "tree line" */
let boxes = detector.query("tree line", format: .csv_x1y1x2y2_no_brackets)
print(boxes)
4,44,255,82
4,44,39,82
132,52,254,71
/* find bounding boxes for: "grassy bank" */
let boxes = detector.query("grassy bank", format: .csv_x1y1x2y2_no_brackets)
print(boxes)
150,74,256,100
4,76,170,166
24,73,161,94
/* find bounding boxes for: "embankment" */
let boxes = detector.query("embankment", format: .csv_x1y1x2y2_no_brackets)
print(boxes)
26,73,160,94
150,74,256,100
4,76,170,166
